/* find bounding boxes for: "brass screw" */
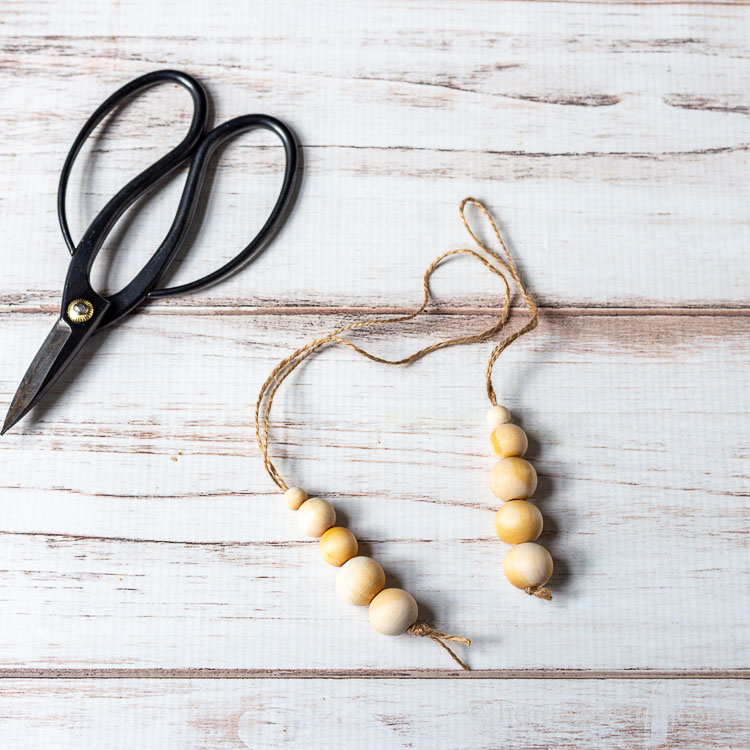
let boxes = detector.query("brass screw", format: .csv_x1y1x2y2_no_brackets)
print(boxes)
67,298,94,324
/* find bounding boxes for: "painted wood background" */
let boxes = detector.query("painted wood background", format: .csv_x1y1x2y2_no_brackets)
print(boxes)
0,0,748,747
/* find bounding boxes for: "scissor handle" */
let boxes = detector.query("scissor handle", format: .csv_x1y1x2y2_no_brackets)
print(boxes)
144,114,298,298
59,70,300,331
58,69,209,257
99,114,299,328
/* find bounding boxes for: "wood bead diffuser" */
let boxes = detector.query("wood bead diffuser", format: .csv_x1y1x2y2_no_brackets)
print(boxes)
369,589,419,636
336,556,386,606
494,500,543,545
487,412,553,599
319,526,358,567
255,198,555,669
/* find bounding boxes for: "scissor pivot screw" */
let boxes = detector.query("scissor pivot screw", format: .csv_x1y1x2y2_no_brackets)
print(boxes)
67,299,94,324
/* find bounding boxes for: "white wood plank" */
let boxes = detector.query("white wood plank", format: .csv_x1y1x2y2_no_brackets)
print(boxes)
1,2,749,307
0,310,747,669
1,0,749,740
1,678,749,749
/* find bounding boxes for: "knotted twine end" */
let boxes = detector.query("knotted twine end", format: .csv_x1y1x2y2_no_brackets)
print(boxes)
525,586,552,601
407,622,471,671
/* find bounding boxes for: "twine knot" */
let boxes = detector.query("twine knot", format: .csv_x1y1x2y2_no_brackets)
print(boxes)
407,622,472,670
525,586,552,600
407,623,435,638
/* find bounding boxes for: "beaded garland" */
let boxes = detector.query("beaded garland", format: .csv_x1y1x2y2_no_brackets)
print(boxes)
487,408,553,599
255,198,552,669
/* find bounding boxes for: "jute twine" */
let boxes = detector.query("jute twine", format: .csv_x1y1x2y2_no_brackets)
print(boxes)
255,198,541,669
406,623,472,671
525,586,552,600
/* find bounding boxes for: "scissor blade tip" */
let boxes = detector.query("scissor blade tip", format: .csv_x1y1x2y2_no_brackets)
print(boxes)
1,407,21,434
3,387,35,435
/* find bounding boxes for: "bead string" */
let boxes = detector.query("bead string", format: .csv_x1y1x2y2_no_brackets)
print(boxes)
255,198,540,669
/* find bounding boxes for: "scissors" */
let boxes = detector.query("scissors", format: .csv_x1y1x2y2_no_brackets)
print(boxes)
3,69,300,434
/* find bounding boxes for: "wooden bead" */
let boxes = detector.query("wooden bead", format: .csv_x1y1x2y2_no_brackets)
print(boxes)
494,500,543,544
486,405,511,429
489,457,537,501
335,556,385,606
319,526,358,567
490,423,528,458
283,486,308,510
295,497,335,537
503,542,553,589
368,588,418,636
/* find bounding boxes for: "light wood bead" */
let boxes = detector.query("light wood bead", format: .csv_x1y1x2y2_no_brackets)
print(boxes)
283,486,308,510
319,526,358,567
503,542,553,589
368,588,418,636
486,405,511,429
490,423,528,458
335,556,386,606
295,497,335,537
489,457,537,501
494,500,543,544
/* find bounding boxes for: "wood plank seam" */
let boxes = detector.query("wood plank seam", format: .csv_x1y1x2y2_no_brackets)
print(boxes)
2,306,750,316
1,669,749,680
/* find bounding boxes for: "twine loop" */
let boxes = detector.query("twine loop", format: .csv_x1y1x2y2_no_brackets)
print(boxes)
255,197,539,490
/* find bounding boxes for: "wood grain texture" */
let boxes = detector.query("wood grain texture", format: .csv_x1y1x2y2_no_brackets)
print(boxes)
1,0,749,745
0,311,747,669
1,679,749,749
1,2,749,308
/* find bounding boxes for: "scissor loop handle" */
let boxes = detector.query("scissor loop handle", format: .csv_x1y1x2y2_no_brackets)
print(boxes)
58,69,209,257
148,114,299,298
96,114,299,328
59,70,300,330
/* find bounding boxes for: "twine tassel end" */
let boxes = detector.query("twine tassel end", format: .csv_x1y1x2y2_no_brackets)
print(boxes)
407,622,471,671
525,586,552,600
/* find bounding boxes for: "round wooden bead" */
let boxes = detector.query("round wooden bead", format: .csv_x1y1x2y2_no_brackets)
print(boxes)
295,497,335,537
283,486,308,510
503,542,553,589
494,500,543,544
490,423,528,458
368,588,418,636
486,405,511,429
335,556,386,606
489,457,537,501
319,526,358,567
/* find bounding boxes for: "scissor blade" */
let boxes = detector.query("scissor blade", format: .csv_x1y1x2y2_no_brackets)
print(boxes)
2,318,95,434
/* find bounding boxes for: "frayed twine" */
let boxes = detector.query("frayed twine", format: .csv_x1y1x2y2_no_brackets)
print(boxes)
407,622,472,671
525,586,552,600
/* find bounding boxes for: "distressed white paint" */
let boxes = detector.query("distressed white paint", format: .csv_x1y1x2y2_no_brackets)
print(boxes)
1,3,749,308
1,0,749,745
0,312,747,669
1,679,749,749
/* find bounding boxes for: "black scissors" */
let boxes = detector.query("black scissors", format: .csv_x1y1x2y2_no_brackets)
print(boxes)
3,69,300,434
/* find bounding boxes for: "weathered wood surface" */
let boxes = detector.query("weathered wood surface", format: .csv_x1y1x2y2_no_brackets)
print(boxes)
0,312,747,669
2,679,749,749
1,2,749,308
1,0,749,746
